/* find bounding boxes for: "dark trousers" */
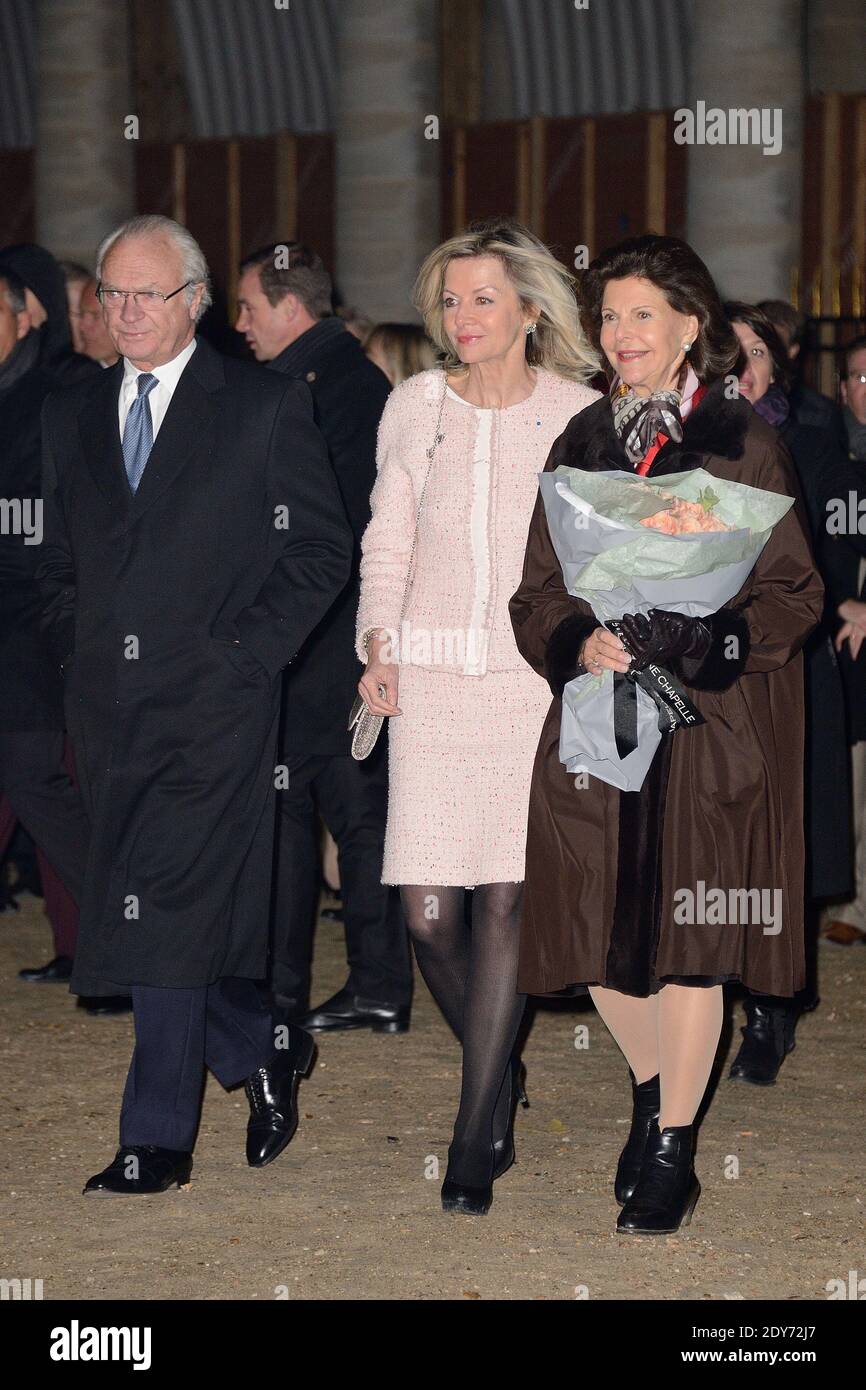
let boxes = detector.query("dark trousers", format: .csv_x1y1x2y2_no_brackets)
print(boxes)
120,977,275,1151
0,792,79,955
271,741,411,1007
0,731,89,954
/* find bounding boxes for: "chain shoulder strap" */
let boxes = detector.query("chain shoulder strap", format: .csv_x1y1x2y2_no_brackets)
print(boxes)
396,368,448,624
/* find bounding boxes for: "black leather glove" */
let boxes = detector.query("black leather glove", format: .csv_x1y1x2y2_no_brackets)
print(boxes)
611,609,712,672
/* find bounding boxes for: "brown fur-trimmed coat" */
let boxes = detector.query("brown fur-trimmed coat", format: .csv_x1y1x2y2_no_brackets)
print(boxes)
509,378,823,997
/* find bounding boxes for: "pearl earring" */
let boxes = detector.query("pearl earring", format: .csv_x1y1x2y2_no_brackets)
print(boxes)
682,341,692,352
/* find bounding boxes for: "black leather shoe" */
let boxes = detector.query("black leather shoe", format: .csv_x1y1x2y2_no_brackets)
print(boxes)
18,955,73,983
441,1148,495,1216
245,1025,316,1167
615,1072,661,1204
272,993,305,1019
82,995,133,1016
616,1121,700,1235
83,1146,192,1195
728,998,798,1085
441,1175,493,1215
298,986,410,1034
492,1057,529,1181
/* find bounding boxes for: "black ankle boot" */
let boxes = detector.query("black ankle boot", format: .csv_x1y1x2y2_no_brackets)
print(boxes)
615,1072,660,1205
492,1057,529,1181
616,1121,700,1235
728,997,797,1085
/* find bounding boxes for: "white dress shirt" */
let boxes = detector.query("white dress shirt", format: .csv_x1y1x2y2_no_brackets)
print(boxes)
117,337,197,441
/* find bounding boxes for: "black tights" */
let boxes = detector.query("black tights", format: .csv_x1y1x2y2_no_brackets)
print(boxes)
400,883,527,1186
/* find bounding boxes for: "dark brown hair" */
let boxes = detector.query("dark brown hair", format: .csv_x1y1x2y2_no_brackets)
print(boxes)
240,242,333,319
724,300,794,395
843,333,866,373
757,298,805,348
579,234,740,384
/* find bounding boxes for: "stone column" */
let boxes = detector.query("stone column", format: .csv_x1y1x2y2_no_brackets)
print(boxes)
685,0,803,300
35,0,135,266
334,0,440,322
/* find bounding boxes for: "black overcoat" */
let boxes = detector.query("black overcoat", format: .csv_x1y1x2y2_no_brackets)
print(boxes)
38,337,353,994
0,351,64,731
780,418,855,898
268,321,391,756
817,444,866,746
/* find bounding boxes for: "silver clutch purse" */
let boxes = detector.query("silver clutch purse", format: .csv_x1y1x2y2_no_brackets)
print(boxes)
348,685,386,761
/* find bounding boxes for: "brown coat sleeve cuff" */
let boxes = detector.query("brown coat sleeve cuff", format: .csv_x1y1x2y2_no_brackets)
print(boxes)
674,609,750,691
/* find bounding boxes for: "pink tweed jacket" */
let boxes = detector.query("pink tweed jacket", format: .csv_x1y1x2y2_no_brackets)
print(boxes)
355,366,600,676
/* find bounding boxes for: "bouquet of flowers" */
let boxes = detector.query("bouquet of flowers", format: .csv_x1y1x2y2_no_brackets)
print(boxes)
538,466,794,792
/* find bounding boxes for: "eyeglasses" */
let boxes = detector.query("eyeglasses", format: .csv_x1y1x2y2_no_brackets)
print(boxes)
848,372,866,386
96,281,195,309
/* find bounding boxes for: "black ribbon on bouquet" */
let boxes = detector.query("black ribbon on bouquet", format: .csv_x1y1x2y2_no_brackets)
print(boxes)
611,664,706,760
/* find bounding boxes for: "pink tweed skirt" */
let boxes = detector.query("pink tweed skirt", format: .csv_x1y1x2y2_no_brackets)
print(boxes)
381,662,552,888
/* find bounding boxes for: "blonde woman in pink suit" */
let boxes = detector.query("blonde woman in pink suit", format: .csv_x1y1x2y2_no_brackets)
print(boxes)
356,219,600,1214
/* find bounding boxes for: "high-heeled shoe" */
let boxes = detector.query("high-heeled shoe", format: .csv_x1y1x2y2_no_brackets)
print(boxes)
616,1120,700,1235
492,1057,529,1181
441,1058,529,1213
441,1146,495,1215
615,1071,660,1204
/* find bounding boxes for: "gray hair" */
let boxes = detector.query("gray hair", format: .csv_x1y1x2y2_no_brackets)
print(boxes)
96,215,213,322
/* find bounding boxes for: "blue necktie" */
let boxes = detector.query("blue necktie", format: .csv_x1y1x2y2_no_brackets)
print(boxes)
122,372,158,494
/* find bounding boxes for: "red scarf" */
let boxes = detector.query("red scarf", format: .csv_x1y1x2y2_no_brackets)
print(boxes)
635,384,707,475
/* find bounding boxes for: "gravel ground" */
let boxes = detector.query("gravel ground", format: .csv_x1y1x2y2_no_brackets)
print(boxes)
1,892,864,1301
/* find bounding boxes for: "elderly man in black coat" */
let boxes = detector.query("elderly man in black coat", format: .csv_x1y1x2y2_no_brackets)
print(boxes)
0,266,91,972
39,216,353,1195
236,244,411,1032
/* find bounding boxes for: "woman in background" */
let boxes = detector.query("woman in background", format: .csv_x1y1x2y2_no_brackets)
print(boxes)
728,301,855,1078
364,322,437,386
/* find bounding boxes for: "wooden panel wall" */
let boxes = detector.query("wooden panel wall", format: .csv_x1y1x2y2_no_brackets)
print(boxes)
1,95,861,377
800,94,866,320
0,149,35,248
133,132,334,330
441,111,687,266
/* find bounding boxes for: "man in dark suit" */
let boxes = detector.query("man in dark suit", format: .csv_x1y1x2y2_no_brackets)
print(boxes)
39,216,353,1195
236,244,411,1032
0,266,91,982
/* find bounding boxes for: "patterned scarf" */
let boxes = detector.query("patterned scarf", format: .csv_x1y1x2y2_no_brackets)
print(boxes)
610,363,688,464
752,383,790,428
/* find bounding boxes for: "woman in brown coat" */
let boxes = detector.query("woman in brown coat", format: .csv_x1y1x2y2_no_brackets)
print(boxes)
509,235,823,1235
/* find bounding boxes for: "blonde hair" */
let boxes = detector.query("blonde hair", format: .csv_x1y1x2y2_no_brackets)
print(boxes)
412,218,599,384
363,321,437,385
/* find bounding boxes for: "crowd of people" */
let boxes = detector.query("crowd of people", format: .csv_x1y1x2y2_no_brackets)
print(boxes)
1,212,864,1234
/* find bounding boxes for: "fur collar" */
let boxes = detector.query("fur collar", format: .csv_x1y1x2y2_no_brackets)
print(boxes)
551,375,751,477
